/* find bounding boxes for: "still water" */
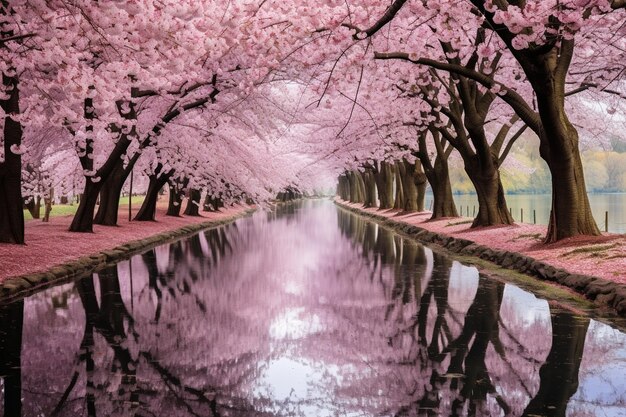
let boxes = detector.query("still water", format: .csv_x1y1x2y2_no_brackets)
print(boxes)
443,192,626,233
1,200,625,416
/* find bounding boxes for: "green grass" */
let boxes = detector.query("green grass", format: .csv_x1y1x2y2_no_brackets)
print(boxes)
24,204,76,220
24,195,147,221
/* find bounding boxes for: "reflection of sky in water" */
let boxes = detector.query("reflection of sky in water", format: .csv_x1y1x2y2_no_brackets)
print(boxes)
269,307,323,340
572,320,626,417
502,284,550,325
252,354,353,417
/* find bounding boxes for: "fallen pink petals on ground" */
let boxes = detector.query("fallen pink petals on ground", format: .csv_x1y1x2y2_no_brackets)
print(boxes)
0,204,249,282
340,199,626,285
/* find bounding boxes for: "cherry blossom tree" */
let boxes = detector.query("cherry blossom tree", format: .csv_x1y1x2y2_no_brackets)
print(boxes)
365,0,624,240
2,0,625,245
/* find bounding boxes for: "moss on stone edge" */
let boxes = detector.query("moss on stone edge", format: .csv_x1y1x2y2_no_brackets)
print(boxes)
335,201,626,319
0,209,255,303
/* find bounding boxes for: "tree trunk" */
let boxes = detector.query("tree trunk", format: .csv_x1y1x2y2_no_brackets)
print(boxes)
337,174,351,201
214,194,225,211
69,180,102,232
508,39,598,242
363,168,378,208
0,72,25,244
544,149,600,242
38,195,44,219
167,182,185,217
464,156,513,227
423,155,458,220
399,160,419,212
134,173,170,221
69,97,137,232
355,171,366,204
373,162,394,209
535,90,600,242
203,192,224,212
203,192,215,211
342,174,351,201
393,163,405,210
184,188,202,216
24,196,41,219
415,162,427,212
348,171,364,204
348,172,357,203
94,159,128,226
42,188,53,222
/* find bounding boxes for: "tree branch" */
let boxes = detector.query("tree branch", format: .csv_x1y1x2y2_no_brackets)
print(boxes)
348,0,409,39
374,51,542,133
0,32,36,44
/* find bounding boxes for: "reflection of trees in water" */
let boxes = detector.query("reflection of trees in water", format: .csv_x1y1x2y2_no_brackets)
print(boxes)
139,225,235,323
522,312,589,417
338,208,591,417
3,206,620,416
267,199,331,223
7,221,268,417
48,261,264,416
66,270,139,416
0,300,23,417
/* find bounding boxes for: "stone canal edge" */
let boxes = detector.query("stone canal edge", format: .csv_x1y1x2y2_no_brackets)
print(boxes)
335,200,626,318
0,208,256,303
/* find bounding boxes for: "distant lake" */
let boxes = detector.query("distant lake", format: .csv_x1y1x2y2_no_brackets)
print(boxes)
424,192,626,234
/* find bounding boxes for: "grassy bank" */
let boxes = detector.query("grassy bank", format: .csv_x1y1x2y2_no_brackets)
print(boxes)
24,195,147,220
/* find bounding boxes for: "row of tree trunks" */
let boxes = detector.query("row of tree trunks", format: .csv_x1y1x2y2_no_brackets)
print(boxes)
276,187,303,202
135,175,220,221
338,160,436,215
203,193,224,212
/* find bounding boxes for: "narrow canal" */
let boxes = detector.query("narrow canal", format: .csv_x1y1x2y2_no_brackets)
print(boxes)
1,200,625,416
